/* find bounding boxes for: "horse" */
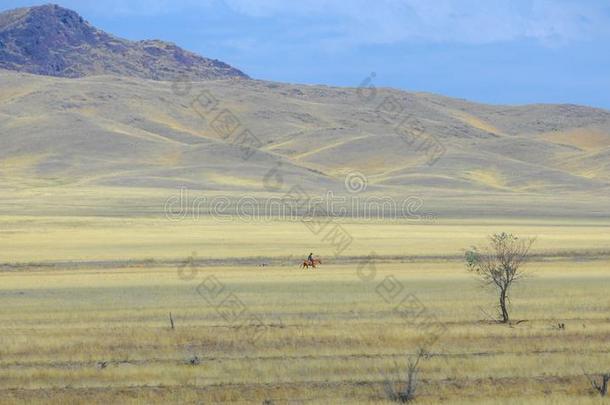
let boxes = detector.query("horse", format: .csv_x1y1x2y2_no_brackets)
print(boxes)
301,258,322,269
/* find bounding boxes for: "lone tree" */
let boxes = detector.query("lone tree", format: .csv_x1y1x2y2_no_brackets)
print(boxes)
465,233,535,324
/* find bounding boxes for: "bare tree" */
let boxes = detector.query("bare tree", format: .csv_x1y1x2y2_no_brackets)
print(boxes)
465,233,535,324
384,348,427,403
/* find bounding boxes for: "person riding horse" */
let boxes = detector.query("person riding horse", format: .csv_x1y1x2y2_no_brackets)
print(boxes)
301,253,321,269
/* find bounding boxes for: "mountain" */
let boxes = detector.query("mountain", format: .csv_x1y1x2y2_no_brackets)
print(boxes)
0,6,608,219
0,4,248,81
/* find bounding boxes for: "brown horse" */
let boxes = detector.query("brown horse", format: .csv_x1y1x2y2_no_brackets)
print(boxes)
301,258,322,269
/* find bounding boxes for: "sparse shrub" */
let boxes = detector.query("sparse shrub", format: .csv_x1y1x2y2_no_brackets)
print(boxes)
188,355,200,366
586,372,609,397
383,348,427,403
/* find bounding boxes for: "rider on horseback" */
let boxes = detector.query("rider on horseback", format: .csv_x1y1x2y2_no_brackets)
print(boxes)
307,252,314,266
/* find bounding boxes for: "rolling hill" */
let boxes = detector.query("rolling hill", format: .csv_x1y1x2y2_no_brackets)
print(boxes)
0,5,609,219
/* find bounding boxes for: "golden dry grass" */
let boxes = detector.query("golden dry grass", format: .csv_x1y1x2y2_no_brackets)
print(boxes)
1,215,609,263
0,216,609,403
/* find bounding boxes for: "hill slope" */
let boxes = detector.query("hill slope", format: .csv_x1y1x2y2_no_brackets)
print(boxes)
0,4,248,81
0,69,609,218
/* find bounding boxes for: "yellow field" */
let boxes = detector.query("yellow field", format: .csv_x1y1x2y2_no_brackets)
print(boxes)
1,217,609,403
2,215,609,263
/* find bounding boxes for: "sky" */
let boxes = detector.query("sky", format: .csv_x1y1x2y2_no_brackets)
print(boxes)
3,0,610,109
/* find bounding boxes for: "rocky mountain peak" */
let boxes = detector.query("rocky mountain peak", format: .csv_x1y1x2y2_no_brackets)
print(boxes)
0,4,249,81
